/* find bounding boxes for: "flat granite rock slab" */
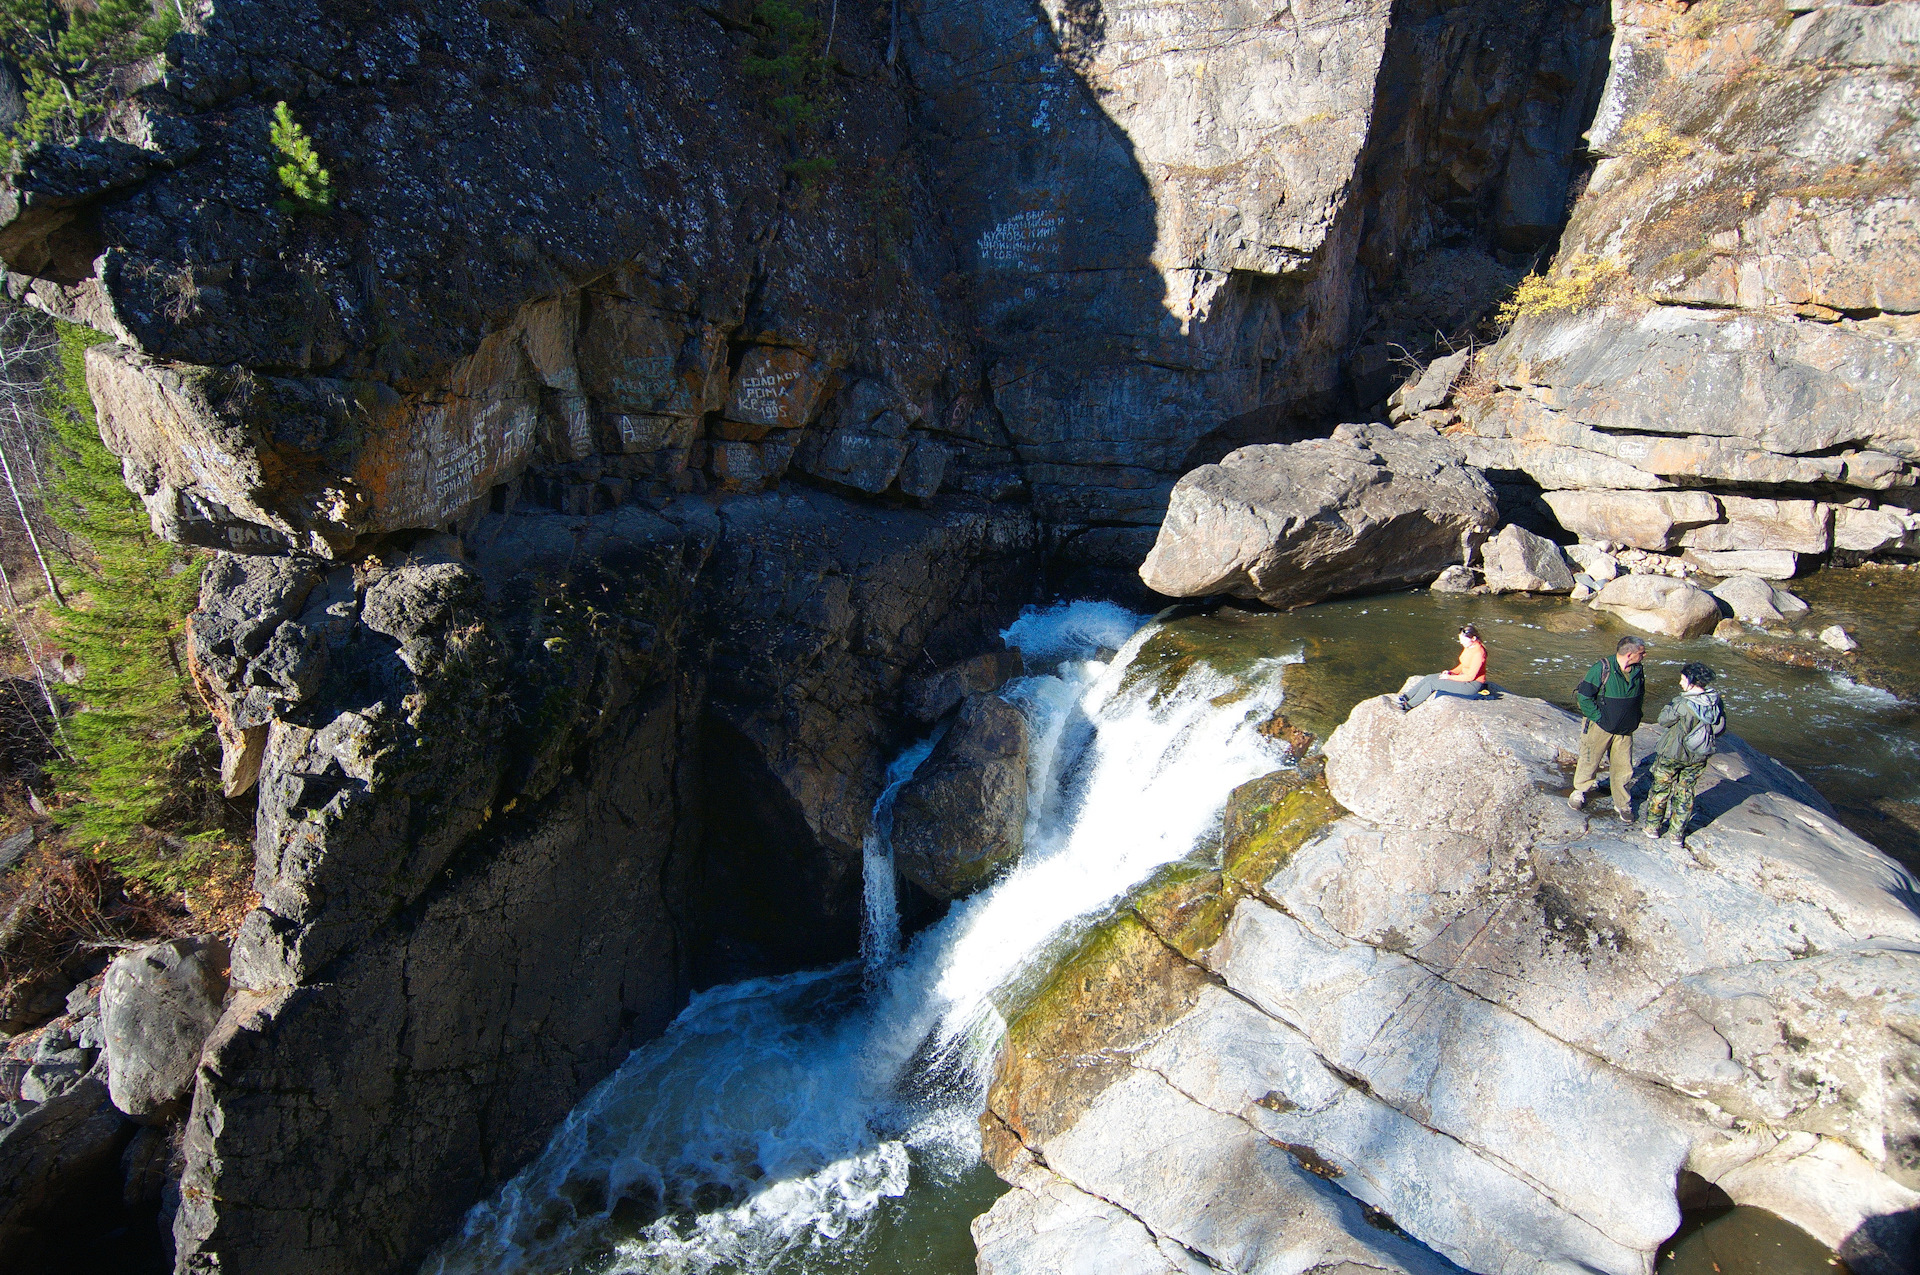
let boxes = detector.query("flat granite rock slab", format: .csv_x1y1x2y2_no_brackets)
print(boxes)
1037,1068,1466,1275
1133,984,1652,1275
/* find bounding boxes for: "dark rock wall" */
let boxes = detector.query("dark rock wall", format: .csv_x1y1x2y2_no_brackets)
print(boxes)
178,489,1035,1273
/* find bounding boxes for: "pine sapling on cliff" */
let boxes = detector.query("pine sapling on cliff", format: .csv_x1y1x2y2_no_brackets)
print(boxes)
270,100,332,214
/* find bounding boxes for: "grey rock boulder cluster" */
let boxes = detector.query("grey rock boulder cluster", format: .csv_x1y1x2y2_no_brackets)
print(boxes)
980,692,1920,1275
0,936,229,1263
1429,0,1920,577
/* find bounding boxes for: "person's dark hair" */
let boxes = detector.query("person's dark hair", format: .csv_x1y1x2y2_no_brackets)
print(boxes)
1458,625,1480,641
1681,661,1715,687
1616,635,1647,654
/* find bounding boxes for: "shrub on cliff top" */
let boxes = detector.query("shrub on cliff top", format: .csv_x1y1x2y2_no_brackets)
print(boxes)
0,0,182,163
1497,253,1628,325
41,321,222,892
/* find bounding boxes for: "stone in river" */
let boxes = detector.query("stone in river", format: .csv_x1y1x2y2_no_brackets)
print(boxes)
1820,625,1859,652
890,693,1029,899
1711,574,1787,625
1590,574,1723,638
1481,524,1575,593
1139,424,1497,609
1430,564,1476,593
1565,542,1620,582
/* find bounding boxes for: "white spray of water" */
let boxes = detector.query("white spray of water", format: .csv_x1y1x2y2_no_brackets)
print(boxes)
421,601,1295,1275
860,731,942,975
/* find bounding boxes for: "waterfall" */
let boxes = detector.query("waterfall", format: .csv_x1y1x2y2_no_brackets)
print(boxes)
421,601,1293,1275
859,731,941,976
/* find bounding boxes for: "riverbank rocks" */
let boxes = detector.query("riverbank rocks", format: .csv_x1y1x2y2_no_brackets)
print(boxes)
1590,574,1723,638
1542,490,1721,552
1482,524,1575,593
979,691,1920,1275
1139,425,1498,608
1685,549,1801,581
102,936,229,1122
891,693,1029,900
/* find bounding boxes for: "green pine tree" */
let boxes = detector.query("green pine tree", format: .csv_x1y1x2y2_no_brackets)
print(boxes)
269,101,332,214
42,321,213,891
0,0,182,163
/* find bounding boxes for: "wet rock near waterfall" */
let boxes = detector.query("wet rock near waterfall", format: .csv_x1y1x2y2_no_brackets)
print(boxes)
1139,425,1498,609
1481,524,1575,593
890,694,1030,901
102,936,230,1122
985,690,1920,1275
1590,574,1723,639
904,650,1026,725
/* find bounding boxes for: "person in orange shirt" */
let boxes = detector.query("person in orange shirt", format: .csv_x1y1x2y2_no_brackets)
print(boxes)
1395,625,1489,711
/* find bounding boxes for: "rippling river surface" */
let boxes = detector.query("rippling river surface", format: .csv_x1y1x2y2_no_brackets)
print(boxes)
423,572,1918,1275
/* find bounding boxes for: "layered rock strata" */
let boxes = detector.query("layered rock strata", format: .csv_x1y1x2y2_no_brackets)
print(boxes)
1434,0,1920,568
3,0,1616,566
980,694,1920,1275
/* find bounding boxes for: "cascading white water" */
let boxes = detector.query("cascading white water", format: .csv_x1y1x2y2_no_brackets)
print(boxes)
421,600,1296,1275
859,732,940,975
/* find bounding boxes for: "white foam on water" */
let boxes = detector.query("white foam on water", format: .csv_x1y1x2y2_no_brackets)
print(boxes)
1000,598,1143,668
422,602,1293,1275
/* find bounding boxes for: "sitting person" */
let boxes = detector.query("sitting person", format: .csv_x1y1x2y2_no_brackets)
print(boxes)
1643,660,1727,850
1396,625,1489,711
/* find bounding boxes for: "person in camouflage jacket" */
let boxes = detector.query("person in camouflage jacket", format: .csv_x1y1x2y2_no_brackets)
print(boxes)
1644,661,1727,849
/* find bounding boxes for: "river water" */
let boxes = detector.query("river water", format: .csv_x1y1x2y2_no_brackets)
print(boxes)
422,574,1918,1275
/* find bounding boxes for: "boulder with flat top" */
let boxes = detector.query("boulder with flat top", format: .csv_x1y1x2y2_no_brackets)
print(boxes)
1139,425,1498,609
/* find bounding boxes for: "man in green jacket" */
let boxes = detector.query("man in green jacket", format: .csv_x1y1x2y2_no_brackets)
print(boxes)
1569,635,1647,821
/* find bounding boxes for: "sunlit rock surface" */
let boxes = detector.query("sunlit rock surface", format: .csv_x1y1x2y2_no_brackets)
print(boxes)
983,691,1920,1275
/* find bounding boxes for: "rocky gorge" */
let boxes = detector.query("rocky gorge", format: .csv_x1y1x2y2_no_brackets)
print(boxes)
1,0,1919,1270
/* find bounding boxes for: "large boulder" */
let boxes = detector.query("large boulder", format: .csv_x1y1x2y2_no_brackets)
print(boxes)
1139,425,1498,608
1710,574,1791,625
890,693,1030,900
1590,574,1723,638
1481,524,1575,593
1683,548,1800,580
102,936,230,1122
983,691,1920,1275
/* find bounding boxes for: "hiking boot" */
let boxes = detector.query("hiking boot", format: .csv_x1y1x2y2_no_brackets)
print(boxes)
1668,832,1686,851
1394,694,1410,712
1567,790,1587,811
1644,822,1662,841
1617,806,1634,826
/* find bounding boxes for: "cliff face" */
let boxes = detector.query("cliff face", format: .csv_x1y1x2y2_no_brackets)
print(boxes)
0,0,1628,1268
1447,0,1920,566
